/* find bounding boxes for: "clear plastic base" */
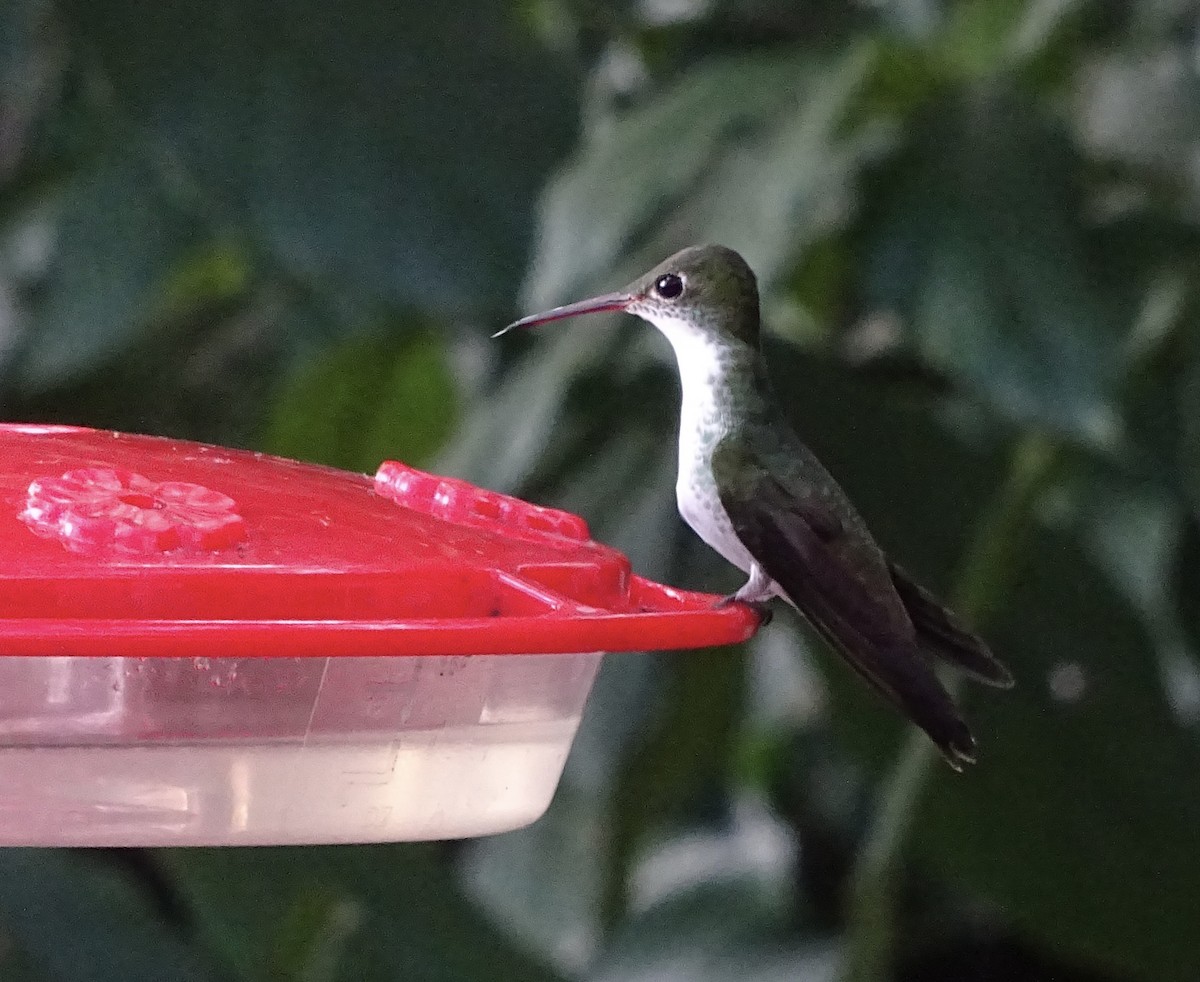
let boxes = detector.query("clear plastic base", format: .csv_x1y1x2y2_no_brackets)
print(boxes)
0,653,602,845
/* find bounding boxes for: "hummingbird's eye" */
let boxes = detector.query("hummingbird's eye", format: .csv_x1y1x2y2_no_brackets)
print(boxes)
654,273,684,300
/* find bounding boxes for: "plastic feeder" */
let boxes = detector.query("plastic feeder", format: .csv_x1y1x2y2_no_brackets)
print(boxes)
0,424,757,846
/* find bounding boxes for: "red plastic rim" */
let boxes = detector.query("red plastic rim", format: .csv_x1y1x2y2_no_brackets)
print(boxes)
0,425,759,657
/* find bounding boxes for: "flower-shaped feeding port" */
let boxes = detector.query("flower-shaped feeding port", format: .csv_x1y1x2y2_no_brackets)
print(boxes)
21,467,247,555
375,460,589,542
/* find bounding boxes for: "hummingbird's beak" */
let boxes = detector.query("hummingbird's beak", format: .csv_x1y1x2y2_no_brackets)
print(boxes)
492,292,634,338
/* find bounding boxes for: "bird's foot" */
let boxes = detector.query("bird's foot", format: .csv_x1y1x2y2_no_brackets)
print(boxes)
714,594,773,627
748,601,773,627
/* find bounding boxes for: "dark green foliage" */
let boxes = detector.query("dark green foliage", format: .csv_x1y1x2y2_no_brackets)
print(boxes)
162,847,567,982
264,328,460,471
1,1,1198,981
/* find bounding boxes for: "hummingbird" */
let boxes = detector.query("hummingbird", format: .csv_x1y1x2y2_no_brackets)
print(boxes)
496,245,1013,767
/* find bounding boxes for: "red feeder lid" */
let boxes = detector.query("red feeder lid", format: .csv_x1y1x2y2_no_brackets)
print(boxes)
0,424,757,657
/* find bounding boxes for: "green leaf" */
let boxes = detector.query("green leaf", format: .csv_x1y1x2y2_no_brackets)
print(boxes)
0,851,217,982
0,0,56,191
1060,464,1186,625
264,328,460,472
911,532,1200,982
0,945,52,982
935,0,1085,80
937,0,1029,78
523,46,885,309
441,321,635,492
18,149,204,390
1179,329,1200,522
602,642,747,926
1075,44,1200,202
0,0,46,107
1053,446,1200,741
588,805,836,982
63,0,578,312
461,784,611,973
860,93,1121,446
10,278,294,448
0,0,36,79
161,846,567,982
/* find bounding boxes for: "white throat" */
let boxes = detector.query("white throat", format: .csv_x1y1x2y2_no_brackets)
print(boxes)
632,307,761,578
635,310,736,458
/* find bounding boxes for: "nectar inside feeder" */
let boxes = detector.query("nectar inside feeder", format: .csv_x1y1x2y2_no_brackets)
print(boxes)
0,423,758,846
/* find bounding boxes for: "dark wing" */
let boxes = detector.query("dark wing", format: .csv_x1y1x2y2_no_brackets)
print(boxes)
888,562,1014,688
713,438,976,768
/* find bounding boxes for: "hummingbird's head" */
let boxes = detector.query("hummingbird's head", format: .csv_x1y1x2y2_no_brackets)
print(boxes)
496,244,761,349
625,245,760,346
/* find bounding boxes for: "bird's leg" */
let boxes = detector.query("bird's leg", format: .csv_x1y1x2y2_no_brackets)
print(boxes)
728,563,775,603
714,564,774,626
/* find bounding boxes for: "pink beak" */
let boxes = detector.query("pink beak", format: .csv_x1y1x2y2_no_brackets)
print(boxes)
492,291,634,338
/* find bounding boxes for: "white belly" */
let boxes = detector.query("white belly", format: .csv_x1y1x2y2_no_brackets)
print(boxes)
675,474,756,575
647,310,775,591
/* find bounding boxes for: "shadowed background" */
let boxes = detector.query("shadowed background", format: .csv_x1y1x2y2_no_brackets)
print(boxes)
1,1,1198,980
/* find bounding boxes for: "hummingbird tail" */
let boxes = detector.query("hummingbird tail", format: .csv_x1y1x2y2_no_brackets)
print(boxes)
889,563,1015,689
806,616,978,769
710,459,987,768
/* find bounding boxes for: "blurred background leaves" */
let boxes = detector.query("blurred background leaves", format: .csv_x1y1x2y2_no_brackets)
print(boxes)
1,0,1199,980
